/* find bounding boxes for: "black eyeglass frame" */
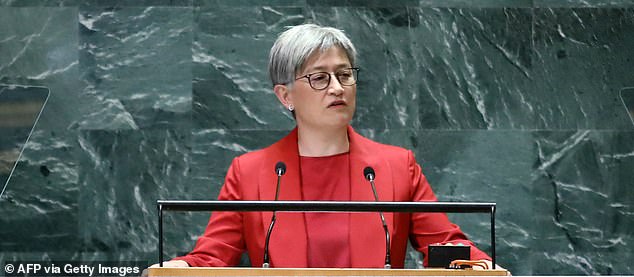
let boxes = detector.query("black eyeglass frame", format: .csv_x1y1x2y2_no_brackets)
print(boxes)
294,67,360,90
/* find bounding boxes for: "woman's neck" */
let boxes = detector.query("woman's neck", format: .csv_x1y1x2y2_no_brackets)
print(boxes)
297,125,349,157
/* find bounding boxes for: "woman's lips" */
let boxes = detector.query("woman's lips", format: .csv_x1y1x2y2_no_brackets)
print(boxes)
328,100,347,108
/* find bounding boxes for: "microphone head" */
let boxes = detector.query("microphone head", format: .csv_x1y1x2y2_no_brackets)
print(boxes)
275,161,286,176
363,166,375,181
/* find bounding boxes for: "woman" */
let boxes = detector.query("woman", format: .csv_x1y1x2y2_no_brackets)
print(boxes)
155,23,496,269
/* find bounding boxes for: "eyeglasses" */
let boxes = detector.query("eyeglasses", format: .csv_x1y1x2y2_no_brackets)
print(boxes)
295,67,359,90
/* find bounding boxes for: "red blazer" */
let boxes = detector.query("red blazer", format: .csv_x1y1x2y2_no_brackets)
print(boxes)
175,126,490,268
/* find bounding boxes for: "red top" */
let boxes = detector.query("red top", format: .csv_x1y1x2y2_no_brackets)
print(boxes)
300,153,351,268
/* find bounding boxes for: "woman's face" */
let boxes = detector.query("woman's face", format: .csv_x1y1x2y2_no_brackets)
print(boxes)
282,46,357,131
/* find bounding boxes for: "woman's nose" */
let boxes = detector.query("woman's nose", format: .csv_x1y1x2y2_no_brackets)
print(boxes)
327,74,345,95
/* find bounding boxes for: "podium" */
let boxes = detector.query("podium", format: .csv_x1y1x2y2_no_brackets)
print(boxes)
155,201,504,276
149,267,509,276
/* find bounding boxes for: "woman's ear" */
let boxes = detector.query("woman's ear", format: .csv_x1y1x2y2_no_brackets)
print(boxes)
273,84,292,108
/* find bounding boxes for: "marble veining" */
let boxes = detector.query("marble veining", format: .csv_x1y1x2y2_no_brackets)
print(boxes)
0,2,633,275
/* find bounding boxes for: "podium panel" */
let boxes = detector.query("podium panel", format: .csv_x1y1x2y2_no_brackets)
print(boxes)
148,267,509,277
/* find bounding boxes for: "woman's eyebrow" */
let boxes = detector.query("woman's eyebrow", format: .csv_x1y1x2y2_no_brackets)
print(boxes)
304,64,351,73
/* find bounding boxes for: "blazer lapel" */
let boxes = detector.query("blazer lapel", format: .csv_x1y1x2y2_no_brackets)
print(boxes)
348,126,395,268
258,128,308,267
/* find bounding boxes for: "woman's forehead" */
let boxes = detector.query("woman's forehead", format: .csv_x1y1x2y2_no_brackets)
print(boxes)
300,47,351,72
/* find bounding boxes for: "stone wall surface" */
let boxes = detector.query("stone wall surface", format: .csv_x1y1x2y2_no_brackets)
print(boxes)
1,0,633,275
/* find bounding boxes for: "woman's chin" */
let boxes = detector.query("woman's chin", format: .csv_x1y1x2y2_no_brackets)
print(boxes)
297,112,354,130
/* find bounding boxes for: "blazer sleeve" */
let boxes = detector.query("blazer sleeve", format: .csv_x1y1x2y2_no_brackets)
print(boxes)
172,157,246,267
406,151,492,265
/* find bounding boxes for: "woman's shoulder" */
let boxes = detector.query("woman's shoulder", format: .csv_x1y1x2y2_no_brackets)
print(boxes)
353,130,413,157
230,136,289,168
232,147,269,167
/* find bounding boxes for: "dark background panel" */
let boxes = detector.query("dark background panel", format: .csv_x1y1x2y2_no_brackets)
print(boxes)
77,6,193,130
532,8,634,129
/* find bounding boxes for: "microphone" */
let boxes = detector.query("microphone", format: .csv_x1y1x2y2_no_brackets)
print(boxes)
363,166,392,269
262,161,286,268
275,161,286,177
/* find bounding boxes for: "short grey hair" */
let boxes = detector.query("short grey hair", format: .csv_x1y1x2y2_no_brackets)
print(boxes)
269,24,357,86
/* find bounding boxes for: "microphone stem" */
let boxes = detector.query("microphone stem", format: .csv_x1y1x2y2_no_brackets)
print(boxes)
383,223,391,269
274,172,282,201
262,212,276,267
263,173,282,267
369,178,392,268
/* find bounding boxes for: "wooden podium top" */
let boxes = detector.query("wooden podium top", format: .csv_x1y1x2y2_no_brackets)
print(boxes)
148,267,509,276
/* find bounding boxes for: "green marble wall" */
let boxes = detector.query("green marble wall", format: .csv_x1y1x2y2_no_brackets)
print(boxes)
1,0,634,275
